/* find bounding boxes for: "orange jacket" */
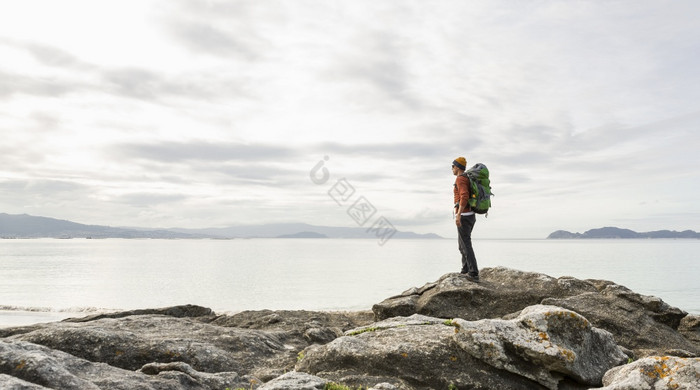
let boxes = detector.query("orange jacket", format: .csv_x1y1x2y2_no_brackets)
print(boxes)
453,175,471,212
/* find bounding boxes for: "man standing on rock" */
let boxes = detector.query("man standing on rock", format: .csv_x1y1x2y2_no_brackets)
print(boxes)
452,157,479,282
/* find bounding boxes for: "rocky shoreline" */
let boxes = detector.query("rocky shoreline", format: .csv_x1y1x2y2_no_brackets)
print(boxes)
1,267,698,389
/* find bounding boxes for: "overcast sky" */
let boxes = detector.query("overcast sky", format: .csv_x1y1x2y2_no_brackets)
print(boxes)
1,0,699,239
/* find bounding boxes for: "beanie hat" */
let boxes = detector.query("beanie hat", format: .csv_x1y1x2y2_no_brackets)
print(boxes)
453,157,467,170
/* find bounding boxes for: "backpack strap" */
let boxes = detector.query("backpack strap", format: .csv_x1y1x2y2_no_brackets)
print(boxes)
460,172,471,196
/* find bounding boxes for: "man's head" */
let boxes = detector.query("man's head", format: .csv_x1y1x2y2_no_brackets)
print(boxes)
452,157,467,175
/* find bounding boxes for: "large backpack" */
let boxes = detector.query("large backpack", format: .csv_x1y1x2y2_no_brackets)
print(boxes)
462,163,493,216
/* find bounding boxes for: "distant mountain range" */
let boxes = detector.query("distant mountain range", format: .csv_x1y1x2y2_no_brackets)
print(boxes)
547,227,700,239
0,213,443,240
0,213,197,239
168,223,442,239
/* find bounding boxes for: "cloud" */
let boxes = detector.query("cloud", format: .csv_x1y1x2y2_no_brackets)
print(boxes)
112,192,189,208
324,29,421,110
387,207,450,227
100,67,228,102
20,41,92,70
317,141,463,160
112,140,463,178
114,141,299,163
106,141,312,189
165,21,264,60
0,179,90,207
213,164,302,185
0,40,94,99
157,0,272,60
0,39,250,107
102,68,167,100
0,70,75,98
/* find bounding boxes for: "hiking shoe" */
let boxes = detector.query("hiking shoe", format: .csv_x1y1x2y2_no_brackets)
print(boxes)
463,273,480,282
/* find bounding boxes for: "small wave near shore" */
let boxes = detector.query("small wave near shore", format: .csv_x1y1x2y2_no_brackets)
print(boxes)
0,305,119,328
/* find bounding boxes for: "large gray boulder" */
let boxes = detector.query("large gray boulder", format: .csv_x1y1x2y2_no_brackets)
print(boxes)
62,304,214,323
453,305,627,389
0,339,247,390
7,313,282,375
372,267,599,321
209,309,374,346
373,267,696,356
679,314,700,345
297,314,543,389
256,371,326,390
1,305,374,388
595,356,700,389
255,371,400,390
297,306,626,389
0,373,49,389
542,282,698,355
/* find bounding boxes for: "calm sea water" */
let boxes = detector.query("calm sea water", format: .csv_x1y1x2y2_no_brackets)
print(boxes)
1,238,698,327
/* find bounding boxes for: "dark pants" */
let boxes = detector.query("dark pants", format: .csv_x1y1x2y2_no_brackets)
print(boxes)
458,214,478,276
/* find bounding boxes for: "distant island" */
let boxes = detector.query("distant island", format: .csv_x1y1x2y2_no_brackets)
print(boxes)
547,226,700,239
0,213,443,240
